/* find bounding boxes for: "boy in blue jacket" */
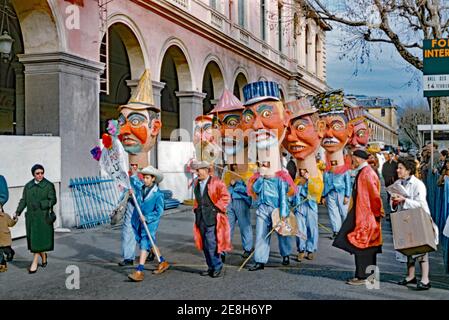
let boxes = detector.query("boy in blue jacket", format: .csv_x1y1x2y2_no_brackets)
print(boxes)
127,166,169,282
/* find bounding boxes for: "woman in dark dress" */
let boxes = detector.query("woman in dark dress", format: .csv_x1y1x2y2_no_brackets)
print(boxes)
15,164,57,273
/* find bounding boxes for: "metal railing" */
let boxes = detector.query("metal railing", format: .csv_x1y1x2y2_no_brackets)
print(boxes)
69,177,121,229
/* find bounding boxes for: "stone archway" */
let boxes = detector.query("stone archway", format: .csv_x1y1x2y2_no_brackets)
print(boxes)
159,44,193,140
280,88,286,103
11,0,62,54
202,60,225,114
0,0,24,135
233,72,248,101
99,22,147,136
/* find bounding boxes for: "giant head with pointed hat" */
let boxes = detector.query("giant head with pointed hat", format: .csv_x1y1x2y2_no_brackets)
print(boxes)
283,96,325,161
118,70,162,165
193,114,221,163
210,89,245,160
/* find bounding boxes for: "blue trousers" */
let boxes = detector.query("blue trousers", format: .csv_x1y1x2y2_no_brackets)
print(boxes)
121,204,136,261
199,219,223,272
326,190,348,233
295,205,319,253
228,199,253,252
254,204,292,264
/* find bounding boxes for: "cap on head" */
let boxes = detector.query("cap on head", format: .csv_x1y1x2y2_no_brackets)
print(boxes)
353,149,369,160
242,81,281,106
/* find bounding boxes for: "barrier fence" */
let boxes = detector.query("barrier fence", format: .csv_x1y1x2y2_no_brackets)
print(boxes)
69,177,121,229
69,177,182,229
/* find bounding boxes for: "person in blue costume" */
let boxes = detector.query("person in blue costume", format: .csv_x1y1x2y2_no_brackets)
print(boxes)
127,166,169,282
283,97,325,261
315,90,353,239
226,165,254,258
241,81,297,271
210,89,255,259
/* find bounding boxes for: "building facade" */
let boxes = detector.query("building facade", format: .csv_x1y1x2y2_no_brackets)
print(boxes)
347,95,399,148
0,0,330,229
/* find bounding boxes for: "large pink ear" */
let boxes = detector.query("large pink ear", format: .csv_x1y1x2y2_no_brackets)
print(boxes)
151,119,162,136
316,119,326,139
347,122,354,138
284,108,292,126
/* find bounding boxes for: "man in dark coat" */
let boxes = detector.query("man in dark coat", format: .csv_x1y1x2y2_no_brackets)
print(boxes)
192,160,230,278
333,149,384,286
381,152,398,214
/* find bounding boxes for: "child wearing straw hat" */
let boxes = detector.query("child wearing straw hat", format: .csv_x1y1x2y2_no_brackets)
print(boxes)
127,166,169,282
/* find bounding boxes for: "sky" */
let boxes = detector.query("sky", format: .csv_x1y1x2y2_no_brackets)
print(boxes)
324,15,427,110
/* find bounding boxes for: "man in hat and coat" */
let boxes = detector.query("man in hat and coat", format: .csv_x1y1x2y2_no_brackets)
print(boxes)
210,89,254,258
333,149,384,285
316,90,353,239
116,70,163,267
127,165,169,282
191,160,231,278
242,81,297,271
283,97,325,261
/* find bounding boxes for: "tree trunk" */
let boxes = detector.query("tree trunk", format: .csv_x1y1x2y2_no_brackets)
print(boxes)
430,97,449,124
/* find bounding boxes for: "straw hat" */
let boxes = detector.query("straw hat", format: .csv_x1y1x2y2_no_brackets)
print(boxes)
139,166,164,184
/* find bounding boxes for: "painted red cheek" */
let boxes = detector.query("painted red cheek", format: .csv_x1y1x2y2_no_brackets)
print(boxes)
120,123,132,136
131,126,148,144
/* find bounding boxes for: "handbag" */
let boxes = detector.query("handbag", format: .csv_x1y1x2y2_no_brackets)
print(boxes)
46,207,57,224
110,191,130,225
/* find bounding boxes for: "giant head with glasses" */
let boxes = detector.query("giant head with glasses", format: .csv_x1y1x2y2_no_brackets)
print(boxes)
117,70,162,168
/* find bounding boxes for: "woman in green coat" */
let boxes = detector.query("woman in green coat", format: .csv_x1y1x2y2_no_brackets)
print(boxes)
15,164,57,273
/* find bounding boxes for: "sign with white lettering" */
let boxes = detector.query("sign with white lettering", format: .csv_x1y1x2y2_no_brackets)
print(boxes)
423,39,449,97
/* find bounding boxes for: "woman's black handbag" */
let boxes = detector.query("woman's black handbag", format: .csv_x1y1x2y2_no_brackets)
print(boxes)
46,207,57,224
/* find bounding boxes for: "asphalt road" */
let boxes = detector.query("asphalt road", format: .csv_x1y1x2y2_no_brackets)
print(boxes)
2,201,449,300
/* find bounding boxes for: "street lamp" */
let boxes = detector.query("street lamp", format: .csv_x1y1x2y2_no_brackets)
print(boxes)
0,0,14,63
0,30,14,62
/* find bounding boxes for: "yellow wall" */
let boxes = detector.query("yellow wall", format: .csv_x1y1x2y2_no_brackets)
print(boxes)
366,107,398,129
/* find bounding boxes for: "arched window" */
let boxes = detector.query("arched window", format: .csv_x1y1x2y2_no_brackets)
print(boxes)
233,72,248,100
202,61,224,114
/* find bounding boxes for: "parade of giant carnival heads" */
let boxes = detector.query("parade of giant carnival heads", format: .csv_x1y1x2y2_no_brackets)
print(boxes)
92,69,385,281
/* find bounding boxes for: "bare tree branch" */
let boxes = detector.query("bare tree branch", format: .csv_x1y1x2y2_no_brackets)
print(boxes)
363,31,422,48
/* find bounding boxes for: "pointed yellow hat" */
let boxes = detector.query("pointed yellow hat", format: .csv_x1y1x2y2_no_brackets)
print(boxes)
118,69,159,112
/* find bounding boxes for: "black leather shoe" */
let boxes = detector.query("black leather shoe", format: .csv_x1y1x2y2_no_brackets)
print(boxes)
41,253,48,268
6,249,15,262
397,277,417,286
211,269,223,278
282,256,290,266
28,265,38,274
200,269,212,276
416,281,431,290
248,263,264,271
147,252,155,262
241,250,253,259
118,259,134,267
